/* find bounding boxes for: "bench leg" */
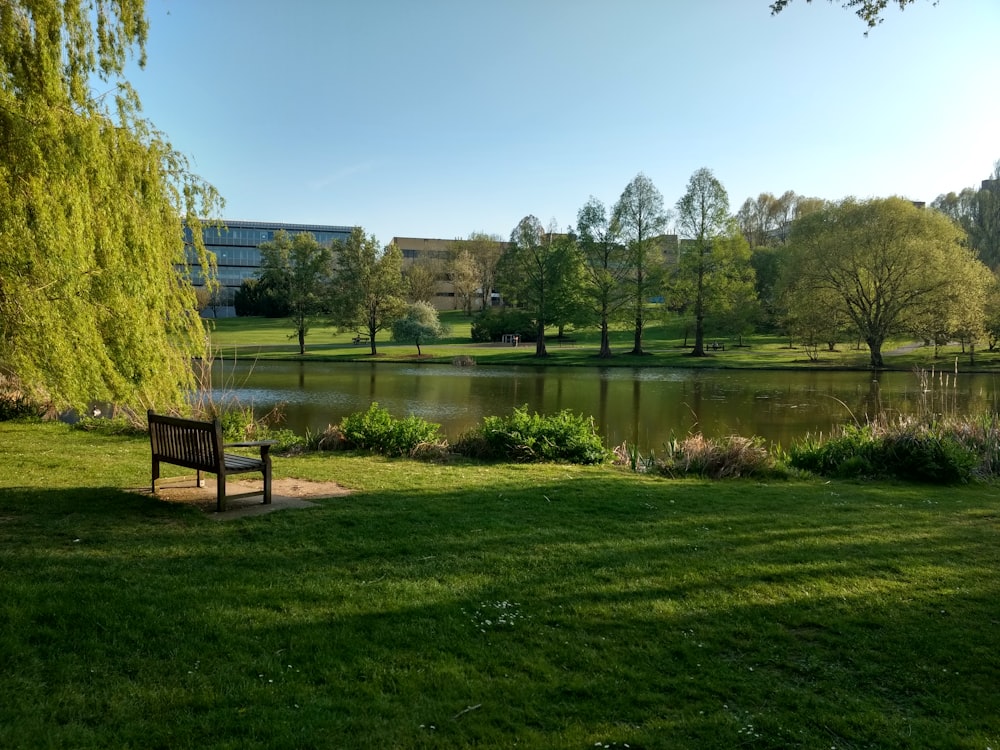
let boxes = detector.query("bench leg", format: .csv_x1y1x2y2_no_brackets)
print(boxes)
263,462,272,505
217,473,226,513
151,459,159,493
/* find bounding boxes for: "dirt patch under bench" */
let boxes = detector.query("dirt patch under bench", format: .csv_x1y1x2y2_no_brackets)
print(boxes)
140,477,351,520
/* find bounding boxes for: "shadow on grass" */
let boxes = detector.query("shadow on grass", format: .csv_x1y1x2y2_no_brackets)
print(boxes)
0,479,997,747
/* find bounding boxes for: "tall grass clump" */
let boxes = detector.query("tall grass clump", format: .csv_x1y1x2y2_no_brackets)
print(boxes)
0,374,48,421
337,402,444,457
651,433,778,478
454,405,611,464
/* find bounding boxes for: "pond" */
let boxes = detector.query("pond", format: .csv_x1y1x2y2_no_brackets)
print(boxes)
205,360,1000,450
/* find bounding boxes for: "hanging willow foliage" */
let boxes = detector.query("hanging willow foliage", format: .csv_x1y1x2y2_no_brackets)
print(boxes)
0,1,221,413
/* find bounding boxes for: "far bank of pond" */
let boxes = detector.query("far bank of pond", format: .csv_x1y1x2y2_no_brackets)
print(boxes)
207,360,1000,451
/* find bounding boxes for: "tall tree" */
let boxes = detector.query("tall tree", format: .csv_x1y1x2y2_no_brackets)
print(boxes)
783,197,986,368
497,216,565,357
448,248,480,314
329,228,407,355
258,231,332,355
675,168,752,356
402,259,440,304
0,0,221,413
450,232,505,311
933,160,1000,269
576,197,630,358
545,228,589,339
769,0,939,30
613,174,669,355
749,245,788,330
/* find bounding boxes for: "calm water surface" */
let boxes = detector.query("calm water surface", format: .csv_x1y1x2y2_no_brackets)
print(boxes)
208,360,1000,450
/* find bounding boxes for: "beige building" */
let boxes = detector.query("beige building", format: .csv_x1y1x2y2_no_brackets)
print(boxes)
392,236,460,311
393,236,504,312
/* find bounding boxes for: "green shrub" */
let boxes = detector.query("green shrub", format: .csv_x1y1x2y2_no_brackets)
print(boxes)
789,425,878,478
470,309,536,343
789,422,977,484
207,404,305,453
339,403,443,457
880,431,976,484
455,406,611,464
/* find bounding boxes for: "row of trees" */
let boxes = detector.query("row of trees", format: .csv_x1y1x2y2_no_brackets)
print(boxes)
491,166,997,370
496,170,756,359
235,227,413,356
245,162,996,372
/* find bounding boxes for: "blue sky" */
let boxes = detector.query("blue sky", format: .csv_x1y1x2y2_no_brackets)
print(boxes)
127,0,999,245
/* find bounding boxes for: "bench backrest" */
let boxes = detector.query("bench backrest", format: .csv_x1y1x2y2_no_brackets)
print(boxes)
148,411,223,473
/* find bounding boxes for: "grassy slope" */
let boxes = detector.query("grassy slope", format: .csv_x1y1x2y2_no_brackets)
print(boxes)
1,421,998,748
206,311,1000,371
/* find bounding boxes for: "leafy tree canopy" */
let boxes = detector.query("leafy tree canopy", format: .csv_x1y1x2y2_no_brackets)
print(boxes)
783,197,985,368
1,1,221,413
258,231,332,355
329,228,407,355
391,301,447,356
769,0,939,29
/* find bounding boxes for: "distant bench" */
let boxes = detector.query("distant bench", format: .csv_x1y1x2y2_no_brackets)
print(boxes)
352,335,370,345
148,411,274,512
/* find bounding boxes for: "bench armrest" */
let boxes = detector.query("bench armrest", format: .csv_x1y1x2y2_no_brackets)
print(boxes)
225,440,277,459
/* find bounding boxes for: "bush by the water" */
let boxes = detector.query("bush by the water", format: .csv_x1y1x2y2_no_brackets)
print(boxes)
454,406,611,464
790,421,979,483
338,402,443,457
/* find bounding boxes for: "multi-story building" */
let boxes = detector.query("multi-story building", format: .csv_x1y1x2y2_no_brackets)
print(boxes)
185,220,353,317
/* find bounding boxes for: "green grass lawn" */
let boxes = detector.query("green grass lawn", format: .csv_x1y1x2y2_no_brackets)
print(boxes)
206,312,1000,372
1,421,998,748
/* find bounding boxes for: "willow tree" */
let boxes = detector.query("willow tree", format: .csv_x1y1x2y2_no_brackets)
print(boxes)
1,1,220,413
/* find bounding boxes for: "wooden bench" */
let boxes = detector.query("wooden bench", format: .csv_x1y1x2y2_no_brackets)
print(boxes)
352,335,370,344
148,411,275,512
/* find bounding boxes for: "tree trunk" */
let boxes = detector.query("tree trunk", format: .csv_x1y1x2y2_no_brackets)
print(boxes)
692,314,706,356
868,338,884,368
298,328,306,356
630,315,644,355
535,321,547,357
598,320,612,358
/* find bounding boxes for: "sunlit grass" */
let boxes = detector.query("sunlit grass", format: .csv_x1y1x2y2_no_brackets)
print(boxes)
206,313,1000,371
1,421,998,747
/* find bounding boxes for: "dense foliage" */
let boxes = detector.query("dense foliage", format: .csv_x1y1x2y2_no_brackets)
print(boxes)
328,228,407,355
783,197,989,368
391,301,446,356
454,406,612,464
790,422,980,483
469,308,537,343
338,402,443,457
